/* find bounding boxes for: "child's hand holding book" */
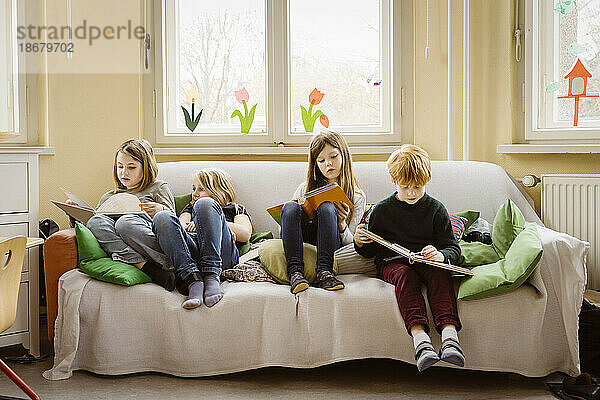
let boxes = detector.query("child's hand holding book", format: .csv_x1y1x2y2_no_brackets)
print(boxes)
420,245,444,262
184,221,196,232
354,224,373,247
139,202,164,218
334,201,351,232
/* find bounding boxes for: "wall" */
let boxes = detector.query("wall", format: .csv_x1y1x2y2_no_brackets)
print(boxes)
38,0,600,229
39,0,142,228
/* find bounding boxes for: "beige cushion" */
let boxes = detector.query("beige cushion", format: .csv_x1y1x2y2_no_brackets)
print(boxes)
333,243,377,277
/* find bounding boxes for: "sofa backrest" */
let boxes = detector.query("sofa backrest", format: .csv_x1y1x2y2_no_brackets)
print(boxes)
158,161,540,236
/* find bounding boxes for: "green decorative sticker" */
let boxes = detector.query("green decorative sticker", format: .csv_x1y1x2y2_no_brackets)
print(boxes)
545,82,561,93
181,89,203,133
554,1,577,15
230,87,257,134
568,42,588,55
300,88,330,133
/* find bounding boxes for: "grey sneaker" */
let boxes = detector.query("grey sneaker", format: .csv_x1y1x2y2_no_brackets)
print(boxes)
289,272,309,294
314,270,344,291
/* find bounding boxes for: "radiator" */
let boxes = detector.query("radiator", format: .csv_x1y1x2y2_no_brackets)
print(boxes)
541,175,599,289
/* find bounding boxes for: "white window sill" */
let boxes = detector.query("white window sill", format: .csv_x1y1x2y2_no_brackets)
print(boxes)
0,146,55,155
497,144,600,154
154,146,399,156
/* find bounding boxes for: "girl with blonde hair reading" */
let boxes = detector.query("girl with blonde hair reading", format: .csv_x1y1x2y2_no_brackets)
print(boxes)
153,168,252,308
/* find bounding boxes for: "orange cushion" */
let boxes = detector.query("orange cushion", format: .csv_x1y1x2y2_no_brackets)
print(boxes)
43,229,77,341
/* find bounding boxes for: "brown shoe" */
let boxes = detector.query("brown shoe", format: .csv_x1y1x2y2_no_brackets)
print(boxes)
314,270,344,291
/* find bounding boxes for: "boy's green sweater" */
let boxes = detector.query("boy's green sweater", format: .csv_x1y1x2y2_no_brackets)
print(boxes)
355,192,460,267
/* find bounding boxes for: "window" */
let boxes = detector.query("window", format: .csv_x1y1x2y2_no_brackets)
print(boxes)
0,0,19,134
0,0,32,144
148,0,407,148
288,0,389,135
526,0,600,140
165,0,266,135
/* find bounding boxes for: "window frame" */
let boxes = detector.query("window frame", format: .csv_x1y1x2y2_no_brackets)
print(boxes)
1,0,35,145
144,0,409,149
525,0,600,142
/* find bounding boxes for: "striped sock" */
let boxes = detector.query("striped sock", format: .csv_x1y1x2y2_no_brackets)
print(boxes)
413,332,439,372
440,326,465,367
441,326,458,342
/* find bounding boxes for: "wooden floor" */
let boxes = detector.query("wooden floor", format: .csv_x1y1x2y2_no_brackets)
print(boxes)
0,348,561,399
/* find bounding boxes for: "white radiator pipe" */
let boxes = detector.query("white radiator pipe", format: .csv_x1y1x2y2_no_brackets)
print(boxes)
448,0,454,160
462,0,469,161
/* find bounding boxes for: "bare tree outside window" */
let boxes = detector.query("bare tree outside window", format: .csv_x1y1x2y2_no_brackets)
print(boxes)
171,0,386,135
176,0,266,133
289,0,383,133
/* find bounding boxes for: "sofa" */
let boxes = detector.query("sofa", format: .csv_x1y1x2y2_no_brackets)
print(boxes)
42,161,589,380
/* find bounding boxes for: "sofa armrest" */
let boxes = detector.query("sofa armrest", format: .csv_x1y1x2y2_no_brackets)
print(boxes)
43,228,77,341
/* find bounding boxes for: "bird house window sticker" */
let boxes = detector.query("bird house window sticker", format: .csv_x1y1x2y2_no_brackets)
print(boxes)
556,59,599,127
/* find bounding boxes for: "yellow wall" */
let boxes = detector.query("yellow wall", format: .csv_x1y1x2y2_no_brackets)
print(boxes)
38,0,600,228
39,0,142,228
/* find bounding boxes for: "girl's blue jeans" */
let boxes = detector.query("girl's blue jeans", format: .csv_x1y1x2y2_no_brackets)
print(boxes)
280,201,341,278
152,197,238,294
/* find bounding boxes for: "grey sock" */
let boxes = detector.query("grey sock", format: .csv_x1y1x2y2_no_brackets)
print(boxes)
182,280,204,309
203,273,224,307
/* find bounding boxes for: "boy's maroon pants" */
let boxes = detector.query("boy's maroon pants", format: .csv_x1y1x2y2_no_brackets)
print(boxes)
378,260,462,335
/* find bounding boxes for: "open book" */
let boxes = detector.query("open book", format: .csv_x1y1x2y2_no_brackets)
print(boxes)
266,182,353,225
52,188,145,224
358,227,474,276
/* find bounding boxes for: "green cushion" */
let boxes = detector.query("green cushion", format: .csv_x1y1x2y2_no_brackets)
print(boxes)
458,241,501,267
492,199,525,258
458,224,543,300
174,193,192,217
258,239,317,284
453,210,480,230
76,221,109,261
237,231,274,256
457,200,525,267
75,222,151,286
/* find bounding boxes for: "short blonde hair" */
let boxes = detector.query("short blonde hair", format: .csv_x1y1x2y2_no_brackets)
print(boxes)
192,168,236,208
386,144,431,186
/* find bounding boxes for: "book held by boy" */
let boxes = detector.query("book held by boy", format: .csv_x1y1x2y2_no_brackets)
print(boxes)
52,188,145,224
358,227,474,276
266,182,353,225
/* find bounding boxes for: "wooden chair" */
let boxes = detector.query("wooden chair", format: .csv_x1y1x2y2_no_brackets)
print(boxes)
0,237,41,400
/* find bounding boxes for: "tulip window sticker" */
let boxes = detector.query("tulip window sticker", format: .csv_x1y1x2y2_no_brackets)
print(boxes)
301,88,330,133
230,88,258,134
181,89,203,133
557,58,599,127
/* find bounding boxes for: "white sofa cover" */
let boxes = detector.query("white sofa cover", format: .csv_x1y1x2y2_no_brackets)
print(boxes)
44,161,589,380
